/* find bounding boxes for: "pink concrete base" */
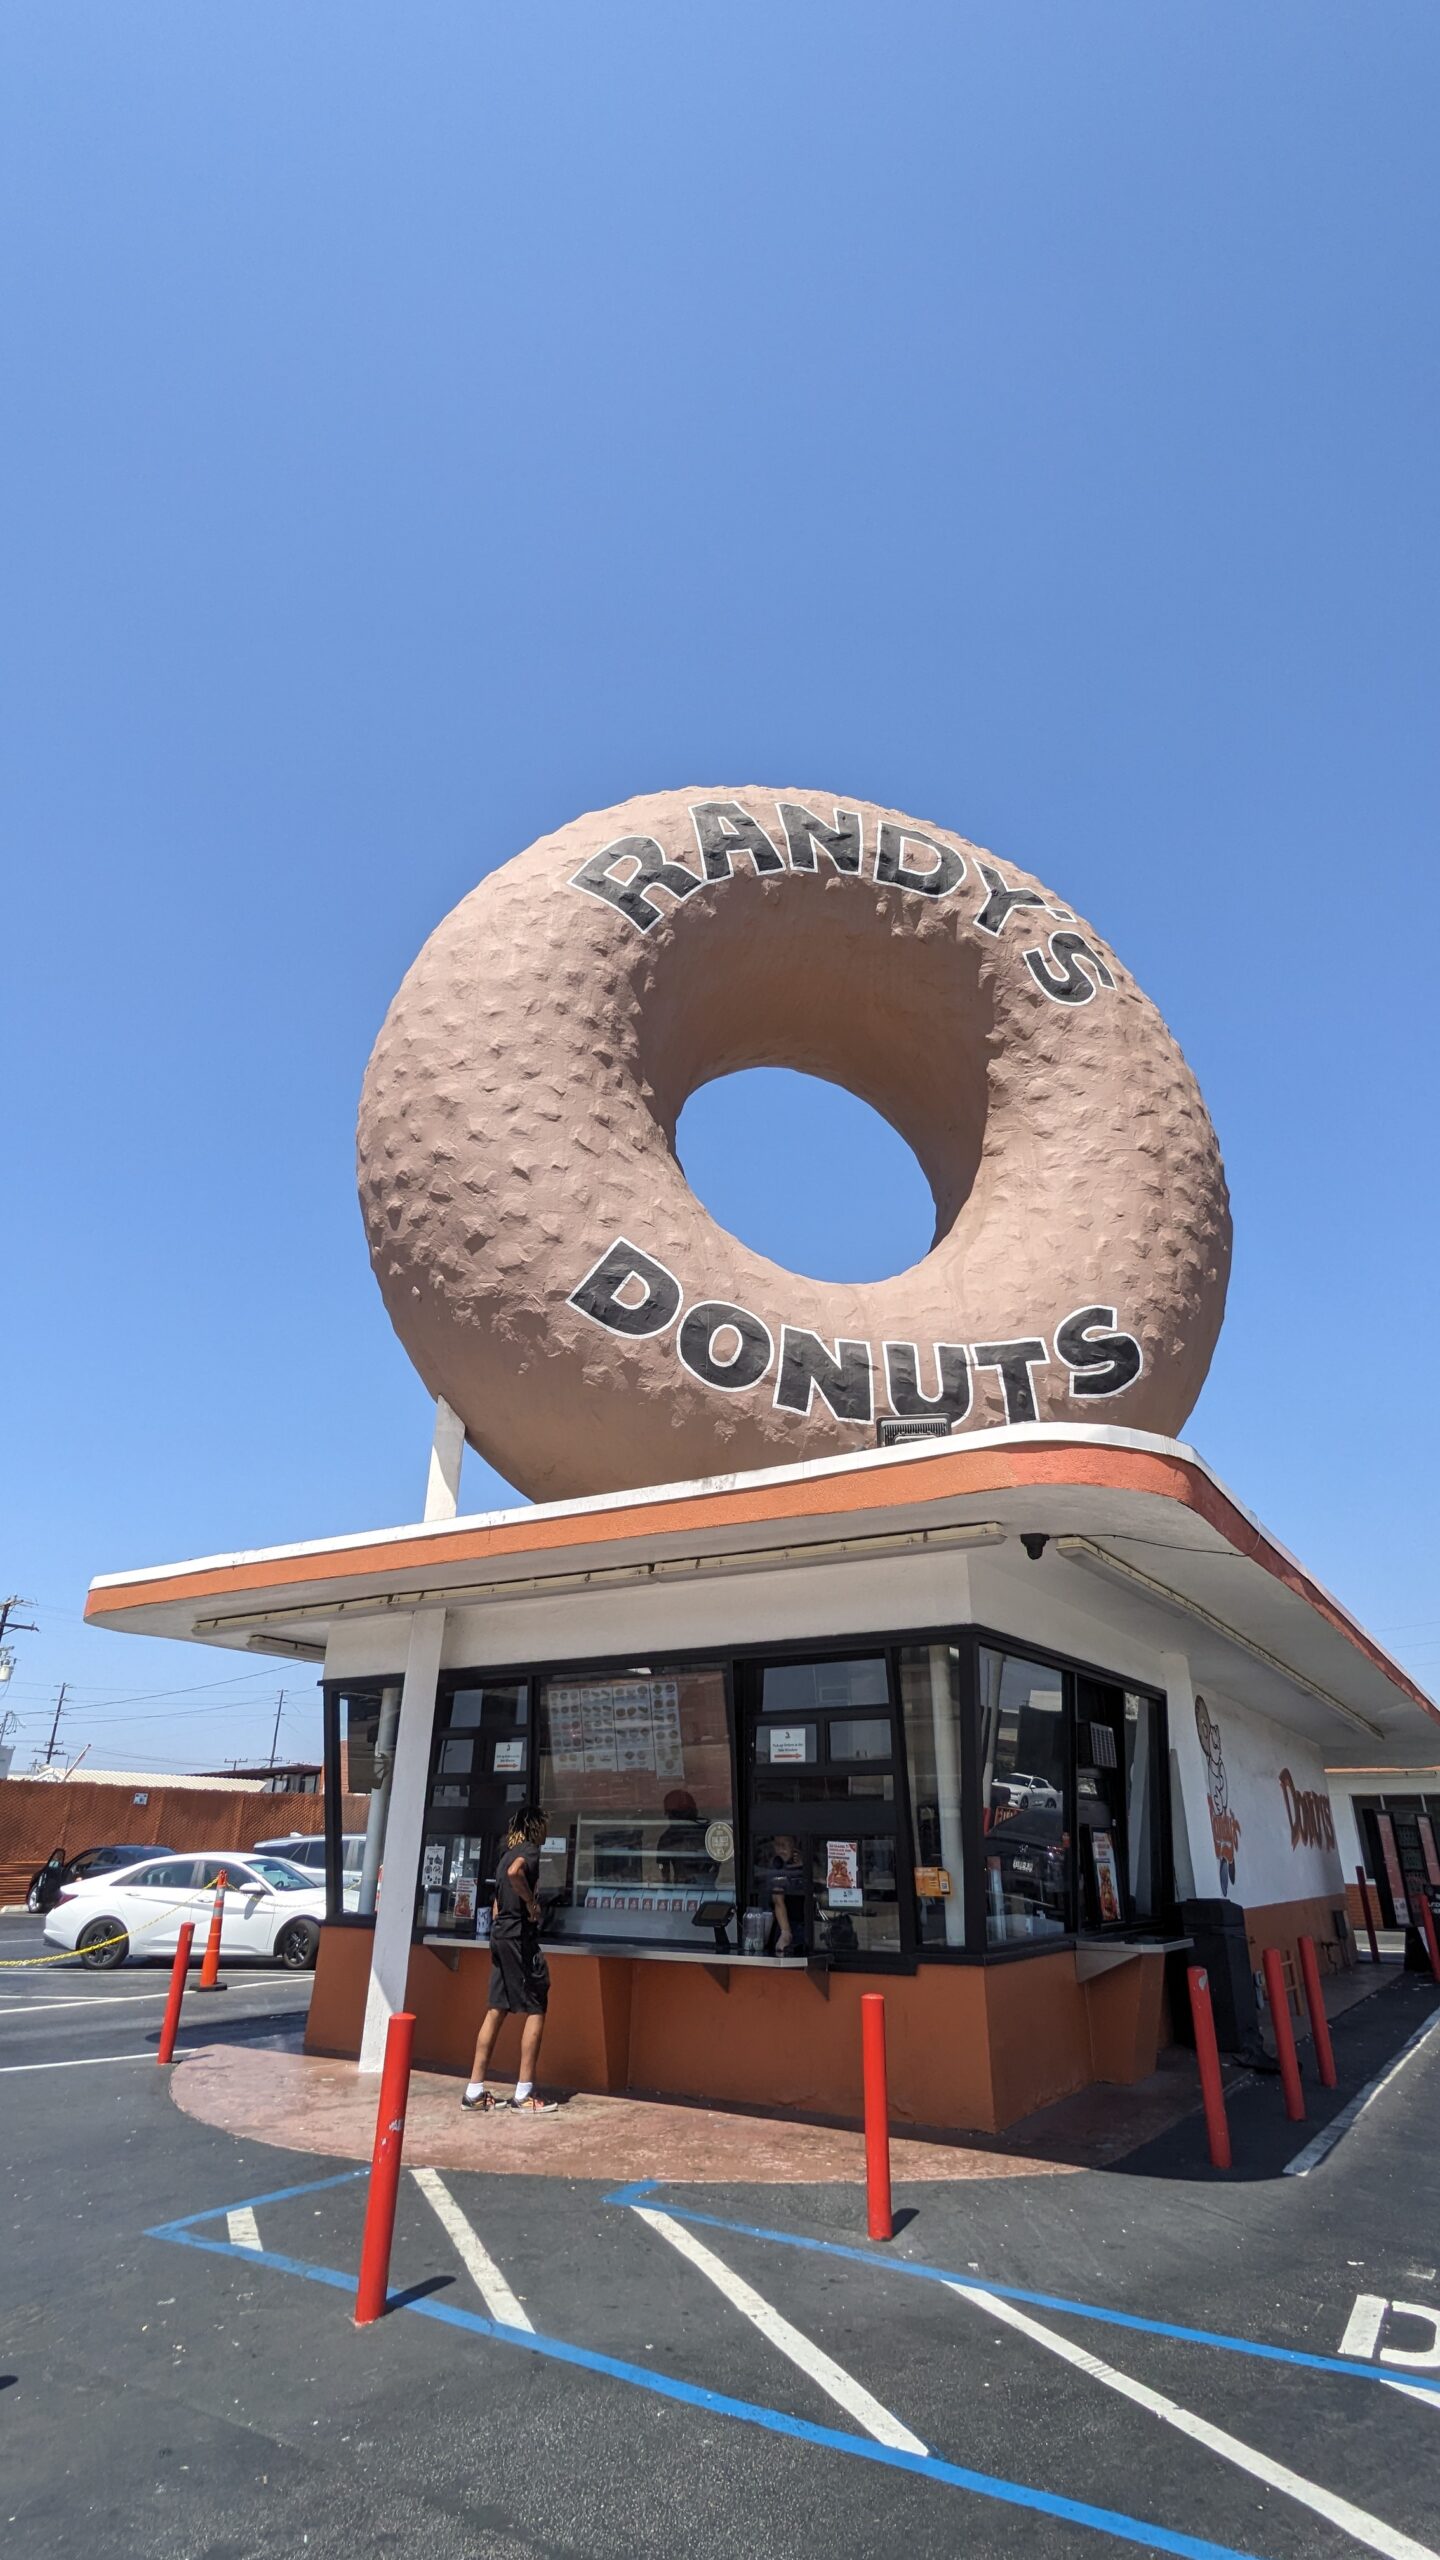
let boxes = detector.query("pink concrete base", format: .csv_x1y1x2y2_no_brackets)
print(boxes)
169,2042,1080,2183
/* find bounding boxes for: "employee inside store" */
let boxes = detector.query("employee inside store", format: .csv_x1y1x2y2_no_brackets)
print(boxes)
656,1790,718,1890
763,1832,808,1956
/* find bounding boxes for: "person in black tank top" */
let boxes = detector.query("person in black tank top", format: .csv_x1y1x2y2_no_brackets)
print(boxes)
462,1807,558,2115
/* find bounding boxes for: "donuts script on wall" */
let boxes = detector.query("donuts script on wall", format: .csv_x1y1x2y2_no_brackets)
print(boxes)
357,787,1231,1501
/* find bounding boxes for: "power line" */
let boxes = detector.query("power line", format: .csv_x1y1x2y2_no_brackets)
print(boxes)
42,1684,67,1766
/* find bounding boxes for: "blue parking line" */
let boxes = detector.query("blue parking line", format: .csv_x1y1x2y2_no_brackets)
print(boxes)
602,2184,1440,2404
149,2216,1264,2560
148,2167,364,2237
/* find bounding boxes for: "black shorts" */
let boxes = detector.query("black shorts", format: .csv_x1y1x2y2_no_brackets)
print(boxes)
488,1927,550,2015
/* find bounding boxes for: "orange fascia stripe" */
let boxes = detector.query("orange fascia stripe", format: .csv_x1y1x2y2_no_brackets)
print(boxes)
84,1441,1434,1719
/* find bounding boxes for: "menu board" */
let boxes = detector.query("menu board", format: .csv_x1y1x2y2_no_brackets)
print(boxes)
546,1678,684,1780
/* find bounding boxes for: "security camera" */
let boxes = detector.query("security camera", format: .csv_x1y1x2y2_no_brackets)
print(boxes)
1020,1533,1049,1562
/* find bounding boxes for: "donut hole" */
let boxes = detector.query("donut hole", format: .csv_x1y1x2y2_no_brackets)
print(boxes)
674,1068,937,1285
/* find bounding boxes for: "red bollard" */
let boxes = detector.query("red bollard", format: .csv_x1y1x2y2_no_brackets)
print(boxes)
355,2010,416,2326
860,1991,893,2243
1356,1867,1380,1964
1262,1946,1306,2122
156,1922,195,2065
1297,1935,1337,2090
1186,1965,1232,2170
195,1871,228,1992
1419,1896,1440,1986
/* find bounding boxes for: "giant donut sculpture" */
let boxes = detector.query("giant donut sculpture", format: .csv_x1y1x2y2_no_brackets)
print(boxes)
357,787,1230,1502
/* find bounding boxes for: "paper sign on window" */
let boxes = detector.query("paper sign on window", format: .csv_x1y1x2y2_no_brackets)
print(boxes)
826,1840,862,1907
769,1726,809,1764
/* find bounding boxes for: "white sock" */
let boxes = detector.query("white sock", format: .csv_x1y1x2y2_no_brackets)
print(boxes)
466,2081,485,2101
514,2080,533,2103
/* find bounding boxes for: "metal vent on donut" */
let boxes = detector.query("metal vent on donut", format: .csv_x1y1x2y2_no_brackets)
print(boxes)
875,1418,953,1447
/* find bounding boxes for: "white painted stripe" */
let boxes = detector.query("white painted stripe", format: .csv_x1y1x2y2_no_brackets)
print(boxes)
635,2205,927,2456
1341,2295,1389,2358
1285,2007,1440,2177
950,2282,1438,2560
0,2052,152,2073
0,1991,179,2014
226,2209,262,2250
411,2167,534,2331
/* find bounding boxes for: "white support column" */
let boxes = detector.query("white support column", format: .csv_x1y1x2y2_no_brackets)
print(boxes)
359,1607,446,2073
425,1398,465,1523
1159,1647,1200,1902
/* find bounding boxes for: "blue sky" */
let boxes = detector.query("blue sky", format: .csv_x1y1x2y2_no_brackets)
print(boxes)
3,3,1438,1776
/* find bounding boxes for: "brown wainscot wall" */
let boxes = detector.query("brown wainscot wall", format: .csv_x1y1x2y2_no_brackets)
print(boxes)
305,1927,1173,2135
1239,1891,1358,2031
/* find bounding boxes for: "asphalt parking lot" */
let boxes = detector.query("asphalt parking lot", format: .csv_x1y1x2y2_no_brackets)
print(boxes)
3,1908,1439,2560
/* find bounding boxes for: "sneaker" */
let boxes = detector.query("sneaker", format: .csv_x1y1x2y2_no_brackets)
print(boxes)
460,2088,504,2112
511,2093,558,2115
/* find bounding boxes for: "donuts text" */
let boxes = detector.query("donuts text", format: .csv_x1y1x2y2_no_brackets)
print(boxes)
569,1236,1144,1428
570,798,1117,1006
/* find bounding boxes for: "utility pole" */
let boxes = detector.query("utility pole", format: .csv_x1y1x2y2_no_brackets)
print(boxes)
43,1683,68,1766
268,1689,287,1769
0,1597,38,1646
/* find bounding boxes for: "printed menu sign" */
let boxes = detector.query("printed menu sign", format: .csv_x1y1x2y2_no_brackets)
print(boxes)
1090,1829,1123,1925
826,1840,862,1908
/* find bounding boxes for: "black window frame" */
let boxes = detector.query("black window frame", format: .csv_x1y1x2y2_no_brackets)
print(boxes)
321,1615,1171,1970
322,1676,404,1928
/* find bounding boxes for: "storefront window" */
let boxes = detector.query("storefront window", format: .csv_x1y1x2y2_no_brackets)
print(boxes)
762,1659,889,1714
898,1645,966,1948
322,1682,399,1923
535,1665,737,1946
744,1829,902,1958
979,1647,1070,1945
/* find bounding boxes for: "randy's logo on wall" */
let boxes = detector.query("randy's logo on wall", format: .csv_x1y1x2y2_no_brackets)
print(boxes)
1279,1769,1337,1854
570,798,1118,1007
1195,1694,1241,1895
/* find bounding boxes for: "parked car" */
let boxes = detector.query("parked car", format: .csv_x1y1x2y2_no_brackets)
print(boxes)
991,1773,1062,1811
26,1842,172,1915
41,1850,325,1970
254,1830,367,1909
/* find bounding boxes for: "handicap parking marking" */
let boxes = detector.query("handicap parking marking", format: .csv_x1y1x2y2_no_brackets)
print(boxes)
602,2183,1440,2410
947,2279,1437,2560
1341,2293,1440,2413
144,2174,1269,2560
634,2202,927,2454
410,2166,534,2330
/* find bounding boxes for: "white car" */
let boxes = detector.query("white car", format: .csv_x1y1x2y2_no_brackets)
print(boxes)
254,1830,368,1910
993,1773,1063,1811
41,1850,326,1971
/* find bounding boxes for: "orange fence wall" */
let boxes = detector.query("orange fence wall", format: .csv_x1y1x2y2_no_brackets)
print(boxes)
0,1776,367,1903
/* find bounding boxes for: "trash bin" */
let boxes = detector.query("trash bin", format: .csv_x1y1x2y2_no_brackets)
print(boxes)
1172,1897,1265,2057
